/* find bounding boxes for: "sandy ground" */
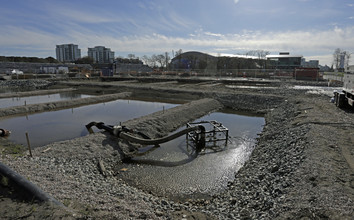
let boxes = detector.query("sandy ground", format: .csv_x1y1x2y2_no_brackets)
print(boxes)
0,77,353,219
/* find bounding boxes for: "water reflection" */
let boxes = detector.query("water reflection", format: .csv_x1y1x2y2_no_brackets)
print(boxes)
0,92,92,108
0,100,178,147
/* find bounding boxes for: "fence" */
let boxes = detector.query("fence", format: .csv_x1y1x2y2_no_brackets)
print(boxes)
147,69,295,79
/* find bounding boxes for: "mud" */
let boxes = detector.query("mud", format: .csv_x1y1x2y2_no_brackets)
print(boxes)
1,78,353,219
0,88,76,98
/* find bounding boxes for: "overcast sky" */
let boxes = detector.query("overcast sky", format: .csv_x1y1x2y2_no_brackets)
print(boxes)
1,0,353,66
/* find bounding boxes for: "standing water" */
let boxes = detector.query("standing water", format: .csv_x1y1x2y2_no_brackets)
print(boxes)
0,92,92,108
0,99,178,147
115,110,265,200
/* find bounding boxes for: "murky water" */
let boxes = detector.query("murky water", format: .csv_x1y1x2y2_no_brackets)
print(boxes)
0,100,178,147
0,92,92,108
116,110,265,199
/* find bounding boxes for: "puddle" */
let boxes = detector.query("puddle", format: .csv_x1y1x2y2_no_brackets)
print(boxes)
225,85,277,89
0,92,92,108
291,85,342,97
0,100,178,147
116,110,265,200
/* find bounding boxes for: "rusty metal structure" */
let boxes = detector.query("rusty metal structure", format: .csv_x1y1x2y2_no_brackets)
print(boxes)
86,120,229,156
186,120,229,152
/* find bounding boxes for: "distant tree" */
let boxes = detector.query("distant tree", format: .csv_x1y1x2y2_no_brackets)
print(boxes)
0,56,9,62
141,54,158,68
165,52,170,70
245,50,270,68
175,49,183,57
75,56,94,64
127,54,135,59
45,56,59,63
141,55,150,65
333,48,342,70
333,48,350,71
155,54,166,68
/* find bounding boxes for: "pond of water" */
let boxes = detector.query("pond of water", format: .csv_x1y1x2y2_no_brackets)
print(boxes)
0,92,92,108
0,99,178,147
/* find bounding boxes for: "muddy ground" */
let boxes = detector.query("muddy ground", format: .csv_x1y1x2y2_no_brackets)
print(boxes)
0,77,353,219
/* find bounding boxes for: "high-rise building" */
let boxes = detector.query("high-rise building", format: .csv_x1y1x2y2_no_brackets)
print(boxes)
87,46,115,63
56,44,81,62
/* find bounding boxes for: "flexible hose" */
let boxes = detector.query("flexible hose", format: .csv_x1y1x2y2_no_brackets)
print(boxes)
0,162,63,206
86,122,206,150
118,125,204,145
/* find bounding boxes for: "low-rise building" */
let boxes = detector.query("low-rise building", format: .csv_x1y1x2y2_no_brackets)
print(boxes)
40,66,69,74
266,52,302,69
346,65,354,74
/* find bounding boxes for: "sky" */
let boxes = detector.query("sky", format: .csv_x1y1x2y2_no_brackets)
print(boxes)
0,0,354,66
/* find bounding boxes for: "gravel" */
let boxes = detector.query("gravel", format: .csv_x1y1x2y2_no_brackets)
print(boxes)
1,78,353,219
0,79,53,90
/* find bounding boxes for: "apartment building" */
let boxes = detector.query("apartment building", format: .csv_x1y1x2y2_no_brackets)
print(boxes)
87,46,115,63
56,44,81,62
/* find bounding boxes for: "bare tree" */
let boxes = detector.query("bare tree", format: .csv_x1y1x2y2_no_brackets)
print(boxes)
155,54,166,68
332,48,352,71
141,55,149,65
127,54,135,59
165,52,170,70
333,48,342,70
345,53,351,70
245,50,270,68
175,49,183,57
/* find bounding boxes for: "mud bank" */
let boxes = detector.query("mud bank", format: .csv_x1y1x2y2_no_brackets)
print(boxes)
1,78,353,219
0,88,76,98
0,92,131,118
57,80,283,113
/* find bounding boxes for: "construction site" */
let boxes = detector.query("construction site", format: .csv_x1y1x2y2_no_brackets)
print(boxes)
0,75,353,219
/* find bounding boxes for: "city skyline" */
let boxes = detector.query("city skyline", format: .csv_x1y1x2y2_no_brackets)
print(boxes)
1,0,354,66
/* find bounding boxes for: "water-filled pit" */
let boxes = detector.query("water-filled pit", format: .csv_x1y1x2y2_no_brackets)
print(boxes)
1,96,264,200
0,92,92,109
0,99,178,147
115,110,264,200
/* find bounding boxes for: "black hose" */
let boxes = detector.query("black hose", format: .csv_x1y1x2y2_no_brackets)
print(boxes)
0,162,63,206
86,122,206,150
119,125,204,145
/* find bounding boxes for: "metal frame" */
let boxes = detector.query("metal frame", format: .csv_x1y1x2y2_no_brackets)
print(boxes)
186,120,229,150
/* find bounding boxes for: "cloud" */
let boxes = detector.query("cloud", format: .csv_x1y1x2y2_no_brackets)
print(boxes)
1,22,354,66
234,0,240,4
204,32,224,37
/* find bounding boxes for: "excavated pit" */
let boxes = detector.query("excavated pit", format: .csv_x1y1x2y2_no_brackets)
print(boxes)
1,78,353,219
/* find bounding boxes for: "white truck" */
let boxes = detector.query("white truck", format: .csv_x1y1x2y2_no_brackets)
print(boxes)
334,73,354,108
10,69,24,75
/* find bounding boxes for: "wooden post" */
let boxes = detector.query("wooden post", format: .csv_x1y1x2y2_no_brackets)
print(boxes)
25,132,33,157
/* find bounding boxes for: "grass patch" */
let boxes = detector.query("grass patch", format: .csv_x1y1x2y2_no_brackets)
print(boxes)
0,175,9,187
0,139,27,157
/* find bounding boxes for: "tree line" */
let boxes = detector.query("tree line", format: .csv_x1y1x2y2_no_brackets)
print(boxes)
0,56,58,63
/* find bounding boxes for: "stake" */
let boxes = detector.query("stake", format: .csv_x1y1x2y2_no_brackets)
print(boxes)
25,132,33,157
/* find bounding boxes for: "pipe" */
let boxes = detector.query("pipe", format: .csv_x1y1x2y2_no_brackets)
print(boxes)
0,162,63,206
119,125,204,145
86,122,206,151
